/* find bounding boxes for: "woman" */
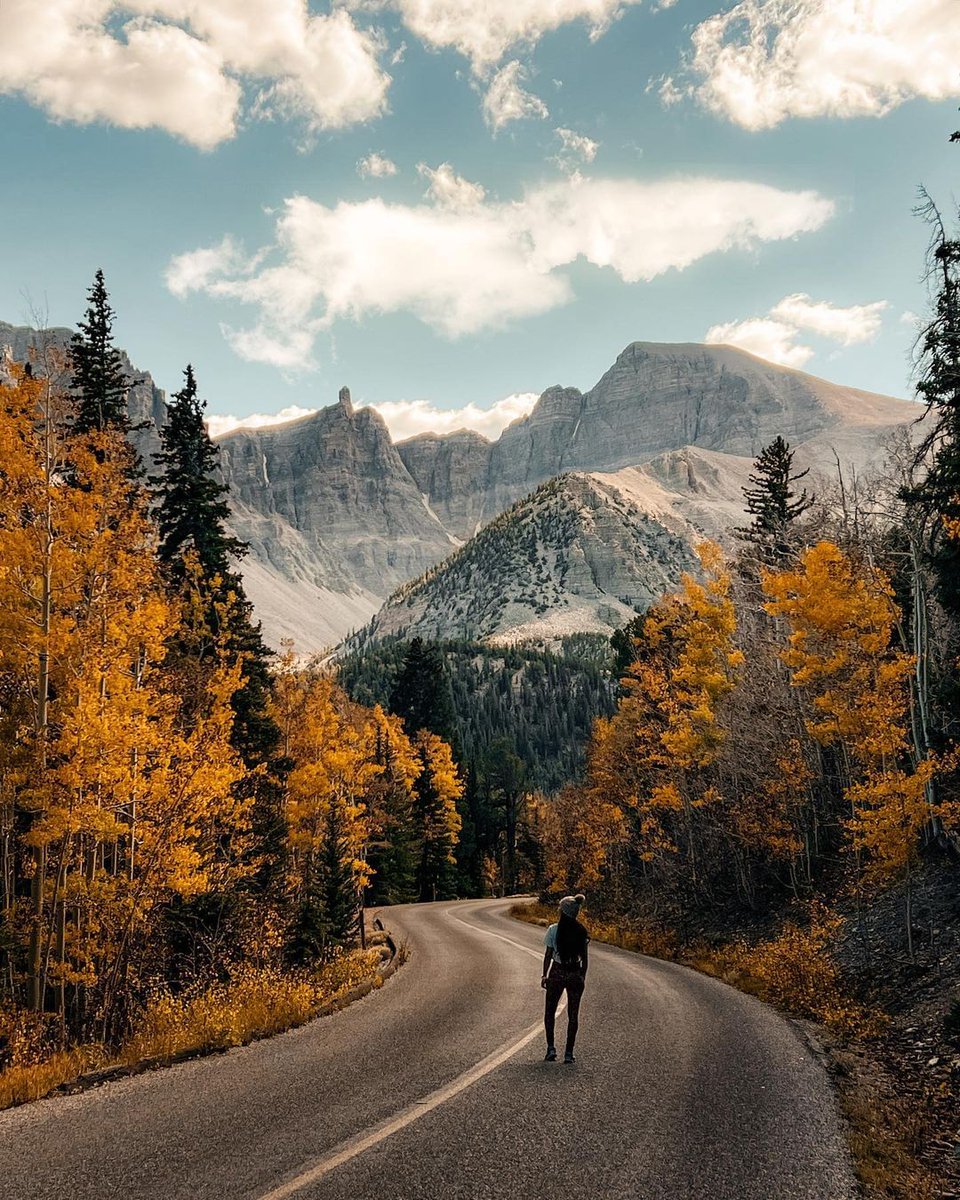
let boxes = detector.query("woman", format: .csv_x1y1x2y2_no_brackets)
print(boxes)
540,893,589,1064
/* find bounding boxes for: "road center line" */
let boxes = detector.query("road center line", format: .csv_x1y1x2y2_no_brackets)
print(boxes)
255,908,561,1200
448,910,545,960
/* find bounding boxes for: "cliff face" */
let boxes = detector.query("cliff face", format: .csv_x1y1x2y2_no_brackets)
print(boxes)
0,320,167,462
355,446,755,647
387,344,916,561
395,428,492,540
214,388,461,647
2,322,923,652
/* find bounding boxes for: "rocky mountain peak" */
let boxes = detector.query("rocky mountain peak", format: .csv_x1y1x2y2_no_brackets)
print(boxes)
338,385,354,416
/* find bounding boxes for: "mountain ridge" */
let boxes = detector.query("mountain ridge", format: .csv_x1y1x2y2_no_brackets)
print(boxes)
2,320,922,651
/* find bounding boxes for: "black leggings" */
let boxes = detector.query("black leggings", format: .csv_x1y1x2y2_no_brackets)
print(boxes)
544,967,585,1054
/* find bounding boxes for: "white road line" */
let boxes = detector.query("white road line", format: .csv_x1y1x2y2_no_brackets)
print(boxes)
255,908,561,1200
448,910,544,960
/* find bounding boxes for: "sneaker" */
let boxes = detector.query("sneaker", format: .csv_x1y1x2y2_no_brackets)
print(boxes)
544,1047,557,1062
563,1052,575,1064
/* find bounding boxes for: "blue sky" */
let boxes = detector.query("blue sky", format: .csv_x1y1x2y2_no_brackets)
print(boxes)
0,1,957,439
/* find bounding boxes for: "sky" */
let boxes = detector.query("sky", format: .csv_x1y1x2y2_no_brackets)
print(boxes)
0,0,958,441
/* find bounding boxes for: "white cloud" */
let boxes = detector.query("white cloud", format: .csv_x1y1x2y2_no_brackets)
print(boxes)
552,126,598,172
361,392,539,440
418,162,487,207
482,61,549,130
167,174,835,367
555,127,598,162
380,0,641,71
206,392,538,442
770,293,888,345
0,0,390,149
705,318,813,368
207,405,319,438
358,152,399,178
706,292,889,367
670,0,960,130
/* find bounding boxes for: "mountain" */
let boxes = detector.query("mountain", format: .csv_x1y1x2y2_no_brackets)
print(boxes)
215,387,462,648
396,342,916,536
2,321,922,651
353,447,755,647
0,321,167,461
221,342,916,650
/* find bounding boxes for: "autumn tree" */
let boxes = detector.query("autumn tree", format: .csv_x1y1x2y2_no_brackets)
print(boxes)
0,364,247,1034
363,706,421,906
535,785,625,898
272,673,378,960
763,542,954,948
586,544,743,895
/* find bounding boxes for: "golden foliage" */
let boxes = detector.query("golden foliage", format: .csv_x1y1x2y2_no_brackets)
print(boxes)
585,542,743,871
762,542,956,883
534,785,625,894
726,910,882,1037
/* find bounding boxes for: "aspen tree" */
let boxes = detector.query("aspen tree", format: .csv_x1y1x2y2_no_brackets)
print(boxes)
763,542,954,949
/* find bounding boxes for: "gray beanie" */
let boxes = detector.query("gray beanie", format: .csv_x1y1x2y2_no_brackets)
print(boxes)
559,893,585,919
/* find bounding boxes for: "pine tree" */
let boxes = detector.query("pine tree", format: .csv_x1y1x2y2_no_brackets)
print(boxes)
69,269,131,435
152,364,245,580
412,730,463,901
738,436,813,564
290,808,359,963
390,638,456,743
151,364,278,768
901,194,960,618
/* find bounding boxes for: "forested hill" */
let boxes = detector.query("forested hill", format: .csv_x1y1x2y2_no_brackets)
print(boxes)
337,636,616,793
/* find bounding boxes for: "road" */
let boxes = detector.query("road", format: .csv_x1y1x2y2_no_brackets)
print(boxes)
0,899,857,1200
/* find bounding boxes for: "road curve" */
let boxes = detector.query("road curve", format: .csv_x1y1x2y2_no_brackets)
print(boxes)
0,899,856,1200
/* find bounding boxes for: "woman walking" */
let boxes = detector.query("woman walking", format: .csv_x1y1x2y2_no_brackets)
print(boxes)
541,893,589,1064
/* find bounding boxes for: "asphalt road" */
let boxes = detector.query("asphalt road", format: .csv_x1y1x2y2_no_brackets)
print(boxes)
0,899,857,1200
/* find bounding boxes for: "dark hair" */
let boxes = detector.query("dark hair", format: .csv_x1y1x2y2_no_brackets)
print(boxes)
555,912,588,967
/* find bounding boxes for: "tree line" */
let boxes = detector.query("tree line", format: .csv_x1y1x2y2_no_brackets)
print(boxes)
0,272,462,1053
538,193,960,948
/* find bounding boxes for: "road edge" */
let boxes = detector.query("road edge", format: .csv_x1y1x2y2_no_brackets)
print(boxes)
509,900,948,1199
25,929,406,1108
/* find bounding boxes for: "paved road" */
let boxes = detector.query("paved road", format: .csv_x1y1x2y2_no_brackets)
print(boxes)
0,899,857,1200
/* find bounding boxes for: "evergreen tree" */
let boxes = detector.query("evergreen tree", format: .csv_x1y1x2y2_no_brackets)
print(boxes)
611,614,645,677
152,364,245,579
389,637,456,742
412,731,463,901
484,739,527,895
738,435,813,564
901,194,960,618
69,269,131,435
151,365,282,920
151,364,277,760
290,808,359,963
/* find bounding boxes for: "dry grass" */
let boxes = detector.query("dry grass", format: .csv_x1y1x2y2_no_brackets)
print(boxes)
0,947,387,1111
509,901,678,959
0,1047,104,1110
121,951,383,1064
